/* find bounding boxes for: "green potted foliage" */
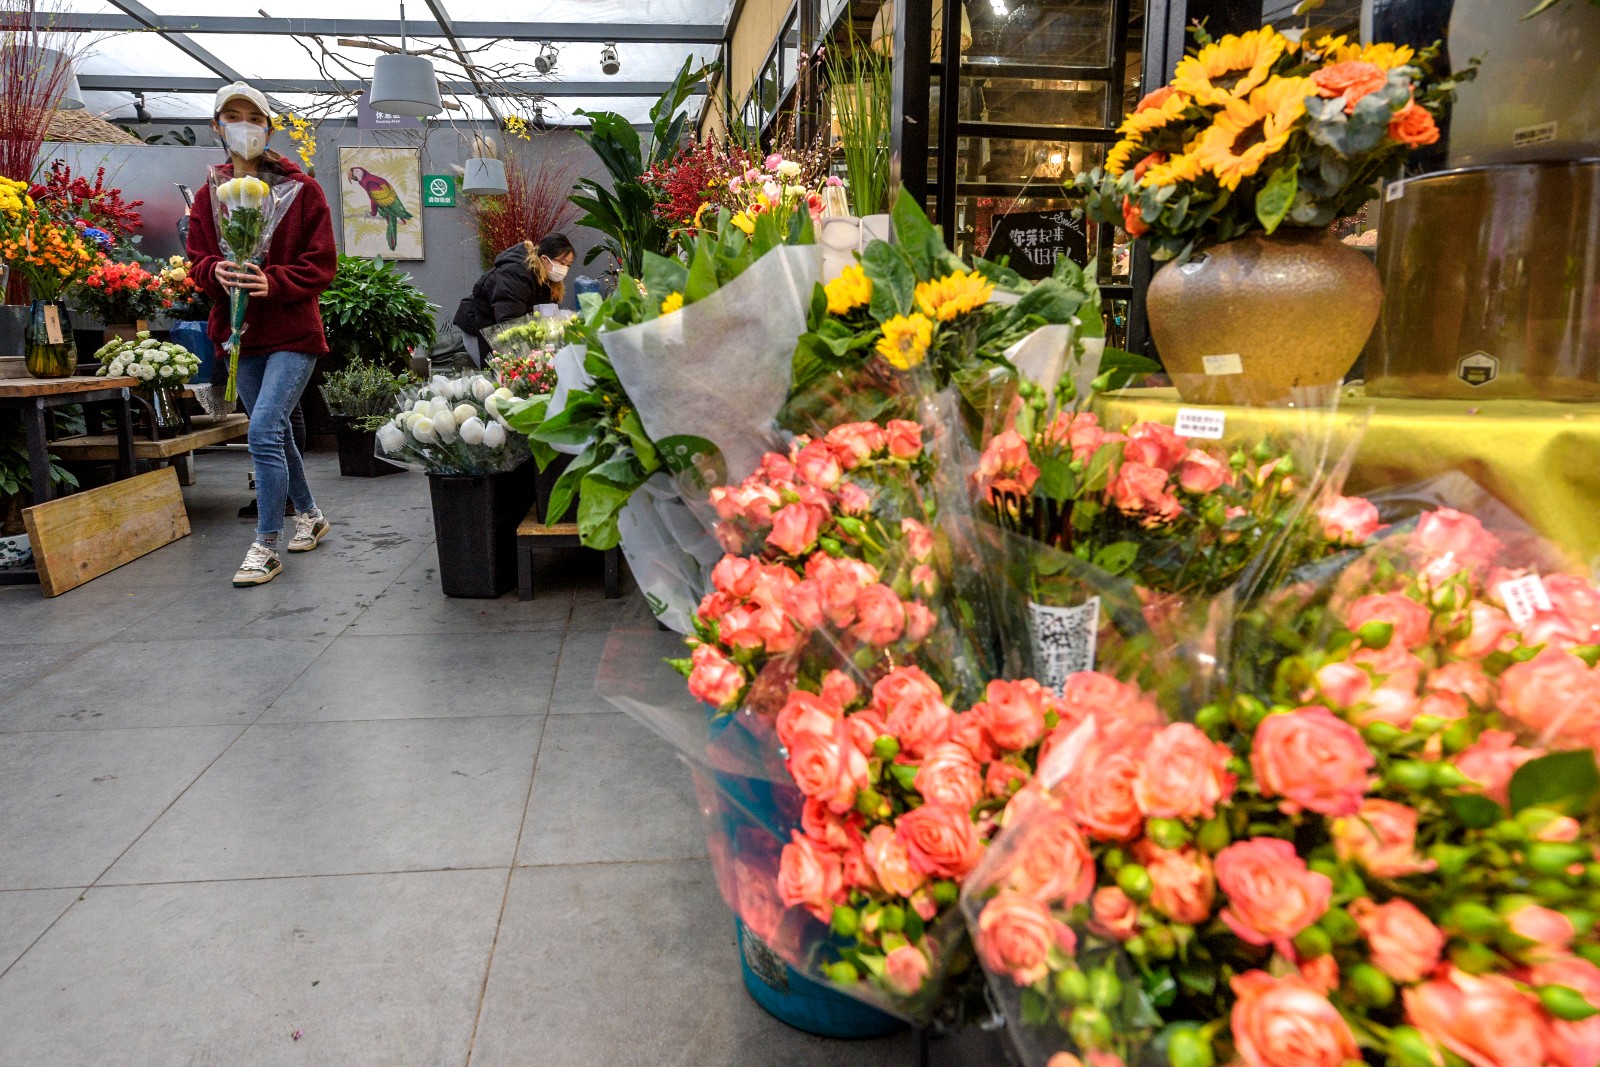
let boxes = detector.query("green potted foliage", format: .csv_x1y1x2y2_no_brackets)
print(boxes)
313,255,437,436
0,418,78,570
319,358,410,477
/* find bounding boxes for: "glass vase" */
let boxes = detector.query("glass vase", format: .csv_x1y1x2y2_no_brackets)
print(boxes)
145,386,184,438
23,299,78,379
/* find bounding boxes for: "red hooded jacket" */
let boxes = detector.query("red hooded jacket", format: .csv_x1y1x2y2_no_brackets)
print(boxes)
186,155,338,357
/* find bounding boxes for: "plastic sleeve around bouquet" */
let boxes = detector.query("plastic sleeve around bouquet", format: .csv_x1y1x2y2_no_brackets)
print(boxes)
374,374,531,475
208,166,302,403
600,244,822,488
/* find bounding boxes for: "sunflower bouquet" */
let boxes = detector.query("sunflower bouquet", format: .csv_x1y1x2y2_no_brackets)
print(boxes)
1075,27,1468,263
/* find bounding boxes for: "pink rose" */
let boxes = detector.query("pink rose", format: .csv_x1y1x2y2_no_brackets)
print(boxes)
914,742,985,811
977,891,1076,986
1332,799,1437,879
1109,461,1182,525
1355,685,1422,731
1134,722,1237,821
1231,971,1361,1067
1178,449,1229,494
1413,508,1503,584
1318,494,1380,546
986,760,1029,799
802,797,862,853
776,690,843,751
712,554,764,597
1543,574,1600,643
1316,661,1373,709
1506,904,1575,960
1299,953,1341,995
977,430,1039,500
1532,815,1582,842
904,601,937,643
872,665,943,710
1419,689,1468,724
793,439,844,489
1403,967,1551,1067
1134,841,1216,925
823,421,886,466
1348,592,1434,649
1528,957,1600,1067
1088,886,1140,941
883,944,931,994
1455,730,1544,807
688,643,745,710
1500,648,1600,747
1215,838,1333,947
820,670,858,708
844,708,888,757
1454,601,1518,658
979,678,1052,752
837,481,872,515
1427,660,1498,708
884,692,954,761
759,449,796,483
1066,749,1145,843
885,419,923,460
851,583,906,646
949,708,997,763
1252,706,1374,817
1352,640,1427,693
767,502,823,556
1123,421,1188,469
895,803,982,879
1523,610,1590,652
787,725,870,814
1350,897,1445,983
1005,810,1096,907
778,832,844,922
863,824,925,898
900,518,935,562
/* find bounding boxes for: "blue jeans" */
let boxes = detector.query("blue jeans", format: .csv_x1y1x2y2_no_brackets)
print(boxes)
235,351,318,541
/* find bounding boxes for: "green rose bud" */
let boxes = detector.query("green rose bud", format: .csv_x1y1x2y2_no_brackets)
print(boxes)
880,904,906,933
1446,901,1504,938
1388,1026,1444,1067
1054,967,1089,1004
1387,760,1434,792
932,880,960,908
1166,1026,1216,1067
1441,719,1477,755
872,736,901,761
1539,984,1600,1022
1529,842,1592,878
824,961,860,985
1232,695,1269,729
1292,924,1333,959
1251,440,1274,462
1102,848,1127,873
830,905,860,938
1356,620,1395,649
1431,762,1474,789
1318,907,1362,945
1349,963,1395,1007
1195,703,1229,736
1117,864,1153,901
1429,843,1473,878
1070,1006,1114,1050
1147,819,1191,850
1196,816,1231,854
1451,941,1502,975
1125,935,1149,958
1491,819,1528,843
1146,925,1178,960
1532,878,1581,905
1088,968,1122,1011
1363,721,1406,747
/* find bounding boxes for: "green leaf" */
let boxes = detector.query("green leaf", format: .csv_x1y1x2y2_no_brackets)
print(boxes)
1510,750,1600,815
543,450,596,527
1093,540,1139,576
862,241,914,319
1034,453,1076,501
1255,161,1299,235
1448,792,1503,829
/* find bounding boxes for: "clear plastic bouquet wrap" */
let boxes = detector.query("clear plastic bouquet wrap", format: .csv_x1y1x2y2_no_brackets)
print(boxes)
486,312,573,398
375,371,529,475
961,502,1600,1067
209,167,301,402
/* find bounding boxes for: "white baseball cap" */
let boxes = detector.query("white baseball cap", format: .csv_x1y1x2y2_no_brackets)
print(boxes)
213,81,274,121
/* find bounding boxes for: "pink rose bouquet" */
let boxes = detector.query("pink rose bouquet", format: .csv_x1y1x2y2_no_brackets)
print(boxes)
960,506,1600,1067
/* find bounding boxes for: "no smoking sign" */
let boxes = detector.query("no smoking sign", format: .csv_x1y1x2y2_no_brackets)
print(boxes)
423,174,456,208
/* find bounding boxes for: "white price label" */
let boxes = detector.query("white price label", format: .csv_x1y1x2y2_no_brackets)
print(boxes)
42,304,63,345
1499,575,1553,627
1174,408,1227,440
1385,180,1406,203
1028,597,1100,695
1202,353,1243,376
1512,122,1558,148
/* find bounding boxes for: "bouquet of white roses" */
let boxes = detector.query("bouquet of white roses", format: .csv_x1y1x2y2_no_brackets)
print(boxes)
209,168,301,403
93,331,202,388
375,371,529,475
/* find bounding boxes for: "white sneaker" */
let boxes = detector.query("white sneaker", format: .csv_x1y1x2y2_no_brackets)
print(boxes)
233,542,281,586
287,509,329,553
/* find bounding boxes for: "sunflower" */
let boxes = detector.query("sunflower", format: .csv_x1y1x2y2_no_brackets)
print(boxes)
914,270,993,322
659,291,685,316
1316,36,1415,71
1193,76,1314,191
825,264,873,317
1117,89,1192,138
876,314,935,370
1136,149,1205,189
1172,27,1293,109
1105,138,1145,178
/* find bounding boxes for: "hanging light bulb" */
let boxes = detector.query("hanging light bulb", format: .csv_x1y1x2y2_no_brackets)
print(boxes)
534,42,559,75
369,2,443,117
600,43,621,76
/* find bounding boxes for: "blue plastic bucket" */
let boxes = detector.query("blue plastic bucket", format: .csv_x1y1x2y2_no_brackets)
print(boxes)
735,918,903,1039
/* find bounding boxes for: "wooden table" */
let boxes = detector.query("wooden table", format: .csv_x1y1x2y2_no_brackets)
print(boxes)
50,413,250,486
0,375,137,504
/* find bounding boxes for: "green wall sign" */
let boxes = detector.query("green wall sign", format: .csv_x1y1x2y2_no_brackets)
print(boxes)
423,174,456,208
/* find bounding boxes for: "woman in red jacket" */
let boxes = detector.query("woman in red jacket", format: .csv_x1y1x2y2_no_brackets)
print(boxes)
187,81,338,587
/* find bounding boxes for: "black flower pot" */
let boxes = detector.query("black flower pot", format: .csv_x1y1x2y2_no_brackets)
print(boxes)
426,462,539,598
332,416,404,478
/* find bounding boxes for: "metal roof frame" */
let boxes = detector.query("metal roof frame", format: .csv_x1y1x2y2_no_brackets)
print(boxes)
78,75,704,98
3,12,723,44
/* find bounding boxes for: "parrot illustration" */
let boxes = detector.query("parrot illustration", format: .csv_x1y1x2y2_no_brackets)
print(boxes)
346,166,413,252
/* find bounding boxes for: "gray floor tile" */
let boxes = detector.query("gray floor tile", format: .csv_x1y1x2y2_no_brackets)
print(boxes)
132,577,389,643
261,632,561,723
0,889,78,971
551,624,687,715
0,583,186,644
345,552,572,637
471,860,910,1067
0,726,240,890
102,716,544,883
0,636,325,733
0,870,504,1066
565,589,660,632
517,713,705,867
0,643,90,694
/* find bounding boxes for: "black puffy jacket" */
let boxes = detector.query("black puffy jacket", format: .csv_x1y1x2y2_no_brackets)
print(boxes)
458,244,556,340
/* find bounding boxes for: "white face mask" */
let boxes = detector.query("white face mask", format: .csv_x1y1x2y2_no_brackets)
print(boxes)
221,121,268,161
544,258,569,282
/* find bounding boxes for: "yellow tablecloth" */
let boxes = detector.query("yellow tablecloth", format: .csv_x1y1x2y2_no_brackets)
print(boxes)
1096,388,1600,566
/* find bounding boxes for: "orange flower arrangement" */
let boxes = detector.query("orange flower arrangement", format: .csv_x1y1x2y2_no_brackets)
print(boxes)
0,208,99,300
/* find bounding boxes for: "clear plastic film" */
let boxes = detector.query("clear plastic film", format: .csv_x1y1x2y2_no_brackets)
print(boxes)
373,371,530,475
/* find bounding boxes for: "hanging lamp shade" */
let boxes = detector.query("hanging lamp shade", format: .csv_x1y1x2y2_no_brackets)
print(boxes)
34,47,84,110
462,157,508,195
870,0,973,59
369,52,443,118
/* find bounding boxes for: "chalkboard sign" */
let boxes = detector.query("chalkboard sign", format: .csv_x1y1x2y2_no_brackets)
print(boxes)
986,209,1090,279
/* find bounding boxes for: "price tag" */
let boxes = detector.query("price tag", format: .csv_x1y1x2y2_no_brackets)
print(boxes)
1174,407,1227,440
135,318,149,334
42,304,62,345
1028,597,1100,695
1202,353,1243,376
1385,180,1406,203
1512,122,1558,149
1499,575,1553,627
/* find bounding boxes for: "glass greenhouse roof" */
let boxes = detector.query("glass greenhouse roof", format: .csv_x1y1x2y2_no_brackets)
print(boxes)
39,0,732,122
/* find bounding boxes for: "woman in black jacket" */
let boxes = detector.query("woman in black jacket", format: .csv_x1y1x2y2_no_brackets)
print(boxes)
455,233,574,364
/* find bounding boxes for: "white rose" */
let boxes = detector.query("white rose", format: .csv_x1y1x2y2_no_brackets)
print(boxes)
431,407,457,435
492,387,515,402
412,398,431,415
481,421,507,449
412,417,437,444
471,376,494,400
405,410,426,429
151,350,168,364
458,416,486,445
776,159,802,179
429,396,450,417
159,365,174,378
452,403,477,424
108,361,125,376
375,422,405,453
430,375,456,400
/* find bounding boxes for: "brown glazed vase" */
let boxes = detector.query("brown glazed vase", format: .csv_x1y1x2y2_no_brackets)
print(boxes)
1146,229,1383,405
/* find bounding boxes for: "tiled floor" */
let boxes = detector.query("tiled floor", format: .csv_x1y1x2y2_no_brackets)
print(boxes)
0,451,922,1066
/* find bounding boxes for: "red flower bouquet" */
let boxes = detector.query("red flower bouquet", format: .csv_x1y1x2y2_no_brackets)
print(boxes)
72,258,167,324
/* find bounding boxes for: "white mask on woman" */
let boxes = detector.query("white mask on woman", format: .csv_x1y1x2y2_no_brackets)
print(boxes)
543,257,569,282
221,121,268,160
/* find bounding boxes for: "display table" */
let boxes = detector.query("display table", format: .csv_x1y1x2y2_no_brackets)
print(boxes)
0,374,137,504
1096,388,1600,564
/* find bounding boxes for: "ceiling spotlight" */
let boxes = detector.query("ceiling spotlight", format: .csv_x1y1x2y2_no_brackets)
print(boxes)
600,42,620,76
533,42,558,75
132,92,151,123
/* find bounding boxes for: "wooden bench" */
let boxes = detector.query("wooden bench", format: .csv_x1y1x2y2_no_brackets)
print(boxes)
516,511,621,602
50,413,249,485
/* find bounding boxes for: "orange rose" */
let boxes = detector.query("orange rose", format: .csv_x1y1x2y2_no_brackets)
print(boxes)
1332,798,1436,879
1134,722,1237,821
777,832,843,922
914,742,985,811
894,803,982,880
1251,706,1374,818
1215,838,1332,947
1528,957,1600,1067
1005,809,1097,907
1121,195,1149,238
1066,748,1145,843
1350,897,1444,983
1088,886,1140,941
1311,60,1388,113
1389,100,1440,147
1231,970,1361,1067
1403,967,1551,1067
1134,840,1216,925
977,890,1076,986
863,824,925,898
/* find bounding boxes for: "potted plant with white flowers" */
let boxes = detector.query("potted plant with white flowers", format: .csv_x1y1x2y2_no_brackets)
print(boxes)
376,371,534,597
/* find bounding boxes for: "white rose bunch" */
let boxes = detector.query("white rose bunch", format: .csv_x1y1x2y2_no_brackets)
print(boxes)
374,371,531,474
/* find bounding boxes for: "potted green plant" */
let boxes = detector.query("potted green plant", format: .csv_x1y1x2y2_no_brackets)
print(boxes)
313,255,437,435
319,358,410,477
0,418,78,570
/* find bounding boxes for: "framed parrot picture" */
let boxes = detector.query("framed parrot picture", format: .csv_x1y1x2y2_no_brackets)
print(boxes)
338,146,424,261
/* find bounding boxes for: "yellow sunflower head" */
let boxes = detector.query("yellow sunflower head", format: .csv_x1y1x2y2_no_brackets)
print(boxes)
1314,36,1414,71
1105,138,1143,177
914,270,994,322
1117,89,1192,139
659,291,685,316
876,313,935,370
1172,27,1293,109
825,264,873,317
1137,150,1206,189
1193,76,1313,191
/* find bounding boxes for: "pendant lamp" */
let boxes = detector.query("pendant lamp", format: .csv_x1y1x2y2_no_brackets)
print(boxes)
462,157,508,195
36,47,84,110
369,3,443,117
